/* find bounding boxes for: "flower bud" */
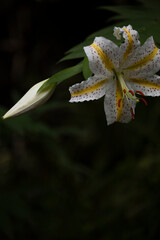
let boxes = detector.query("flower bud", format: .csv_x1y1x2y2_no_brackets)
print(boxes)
2,79,56,119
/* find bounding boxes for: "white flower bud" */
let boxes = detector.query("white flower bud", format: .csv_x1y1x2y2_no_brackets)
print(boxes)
2,79,56,119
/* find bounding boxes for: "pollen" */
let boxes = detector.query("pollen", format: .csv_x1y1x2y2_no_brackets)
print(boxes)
136,90,145,96
129,90,134,96
130,108,135,120
118,99,122,107
140,97,148,106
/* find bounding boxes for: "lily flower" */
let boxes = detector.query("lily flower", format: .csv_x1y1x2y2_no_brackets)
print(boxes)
69,25,160,125
2,79,56,119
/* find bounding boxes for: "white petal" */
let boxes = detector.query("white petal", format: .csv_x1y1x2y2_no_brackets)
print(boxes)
124,37,160,78
69,76,108,102
124,37,154,66
94,37,120,69
104,79,136,125
127,75,160,97
104,79,117,125
84,45,112,78
118,80,137,123
118,95,137,123
114,25,140,64
3,79,55,119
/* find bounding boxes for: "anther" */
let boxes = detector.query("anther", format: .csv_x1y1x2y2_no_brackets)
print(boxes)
140,97,148,106
130,108,135,120
129,90,134,96
123,89,126,93
136,90,145,96
118,99,122,107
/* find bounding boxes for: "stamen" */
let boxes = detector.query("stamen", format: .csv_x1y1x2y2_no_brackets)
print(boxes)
129,90,134,96
140,97,148,106
118,99,122,107
136,90,145,96
123,89,126,93
126,91,138,101
130,108,135,120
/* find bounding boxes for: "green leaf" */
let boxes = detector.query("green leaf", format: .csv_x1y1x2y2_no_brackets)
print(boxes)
59,1,160,64
82,56,92,80
60,39,92,62
37,0,160,94
59,45,85,62
38,62,83,92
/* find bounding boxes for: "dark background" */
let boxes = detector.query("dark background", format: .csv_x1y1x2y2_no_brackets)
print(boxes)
0,0,160,239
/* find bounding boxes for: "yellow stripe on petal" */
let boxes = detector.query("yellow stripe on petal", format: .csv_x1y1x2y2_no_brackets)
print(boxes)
91,43,114,72
71,79,108,97
116,81,123,122
128,78,160,89
122,27,134,61
126,46,158,71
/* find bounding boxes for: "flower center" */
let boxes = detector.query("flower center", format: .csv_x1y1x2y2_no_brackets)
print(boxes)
113,70,147,119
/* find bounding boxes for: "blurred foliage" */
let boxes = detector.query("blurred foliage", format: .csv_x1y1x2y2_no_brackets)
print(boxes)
1,0,160,240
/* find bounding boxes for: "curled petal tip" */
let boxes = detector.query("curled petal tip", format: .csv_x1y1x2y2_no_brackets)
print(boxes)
113,27,122,40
